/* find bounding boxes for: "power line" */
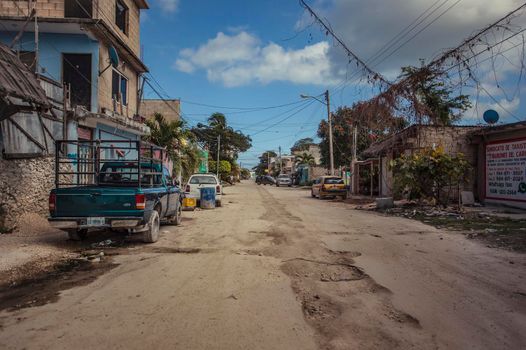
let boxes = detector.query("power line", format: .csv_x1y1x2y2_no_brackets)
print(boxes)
479,85,522,122
366,0,446,66
299,0,389,86
328,0,459,98
250,100,316,136
372,0,463,69
179,99,306,111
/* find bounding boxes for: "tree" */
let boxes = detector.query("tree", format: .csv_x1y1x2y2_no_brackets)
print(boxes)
191,113,252,163
144,113,200,181
400,66,471,125
253,150,277,176
295,152,316,166
317,106,406,168
291,137,315,153
240,168,251,180
209,160,232,182
391,147,470,206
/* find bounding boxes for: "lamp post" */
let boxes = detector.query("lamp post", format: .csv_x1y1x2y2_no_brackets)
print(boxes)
300,90,334,175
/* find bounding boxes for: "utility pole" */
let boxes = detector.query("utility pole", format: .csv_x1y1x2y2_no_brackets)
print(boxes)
351,126,357,195
216,135,220,177
278,146,282,174
325,90,334,175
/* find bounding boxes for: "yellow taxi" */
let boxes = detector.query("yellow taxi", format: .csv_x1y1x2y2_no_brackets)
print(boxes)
311,176,347,199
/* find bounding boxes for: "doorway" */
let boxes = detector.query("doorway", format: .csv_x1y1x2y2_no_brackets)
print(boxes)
62,53,92,111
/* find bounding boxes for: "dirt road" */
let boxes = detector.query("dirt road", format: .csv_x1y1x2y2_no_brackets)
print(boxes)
1,182,525,349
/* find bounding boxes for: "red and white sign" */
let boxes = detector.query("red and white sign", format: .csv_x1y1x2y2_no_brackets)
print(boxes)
485,138,526,203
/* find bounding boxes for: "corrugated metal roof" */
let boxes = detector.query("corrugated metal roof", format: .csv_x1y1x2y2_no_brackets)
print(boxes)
0,42,49,109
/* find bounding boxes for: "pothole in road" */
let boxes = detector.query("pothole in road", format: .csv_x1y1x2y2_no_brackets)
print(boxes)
281,249,422,348
282,257,366,283
0,258,117,312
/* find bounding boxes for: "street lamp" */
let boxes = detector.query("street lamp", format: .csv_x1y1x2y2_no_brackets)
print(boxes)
301,90,334,175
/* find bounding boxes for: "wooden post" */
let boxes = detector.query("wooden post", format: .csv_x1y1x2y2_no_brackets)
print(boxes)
370,161,373,197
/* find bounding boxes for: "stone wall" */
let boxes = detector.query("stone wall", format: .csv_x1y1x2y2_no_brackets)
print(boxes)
0,157,55,231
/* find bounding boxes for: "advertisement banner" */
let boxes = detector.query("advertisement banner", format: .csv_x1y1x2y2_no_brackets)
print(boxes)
199,150,209,173
485,138,526,202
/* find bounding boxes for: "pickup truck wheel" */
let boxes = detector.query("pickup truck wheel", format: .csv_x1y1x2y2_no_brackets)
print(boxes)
67,229,88,241
143,210,160,243
166,204,182,226
174,204,182,226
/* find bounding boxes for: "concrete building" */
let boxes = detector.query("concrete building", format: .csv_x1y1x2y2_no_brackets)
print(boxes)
140,99,180,123
0,0,150,144
0,1,151,231
362,125,480,198
292,144,321,165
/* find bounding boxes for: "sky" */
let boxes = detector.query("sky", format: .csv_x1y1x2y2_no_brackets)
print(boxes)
140,0,526,168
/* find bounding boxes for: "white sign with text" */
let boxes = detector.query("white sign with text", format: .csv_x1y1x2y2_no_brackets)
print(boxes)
486,138,526,202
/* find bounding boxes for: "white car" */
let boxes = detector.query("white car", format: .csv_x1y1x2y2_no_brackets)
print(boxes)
185,173,223,207
276,174,292,187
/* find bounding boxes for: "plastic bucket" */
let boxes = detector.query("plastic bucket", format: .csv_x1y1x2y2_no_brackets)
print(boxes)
200,187,216,209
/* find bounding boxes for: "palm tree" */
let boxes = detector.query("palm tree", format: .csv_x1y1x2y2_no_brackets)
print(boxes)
208,113,227,129
295,152,316,166
144,113,200,181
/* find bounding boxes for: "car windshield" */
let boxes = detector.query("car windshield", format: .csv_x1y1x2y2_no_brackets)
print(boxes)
278,175,289,178
325,177,344,184
190,176,218,184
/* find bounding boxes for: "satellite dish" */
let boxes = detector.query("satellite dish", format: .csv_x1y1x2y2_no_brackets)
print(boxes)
99,46,120,76
108,46,119,67
483,109,499,124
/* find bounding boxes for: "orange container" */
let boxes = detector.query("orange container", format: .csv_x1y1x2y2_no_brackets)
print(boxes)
182,197,196,210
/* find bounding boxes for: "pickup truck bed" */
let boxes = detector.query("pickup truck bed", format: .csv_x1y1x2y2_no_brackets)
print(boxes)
48,143,182,243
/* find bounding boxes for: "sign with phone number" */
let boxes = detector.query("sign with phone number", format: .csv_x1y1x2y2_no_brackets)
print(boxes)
486,138,526,202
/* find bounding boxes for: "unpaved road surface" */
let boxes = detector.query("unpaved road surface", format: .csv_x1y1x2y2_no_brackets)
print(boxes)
0,182,525,349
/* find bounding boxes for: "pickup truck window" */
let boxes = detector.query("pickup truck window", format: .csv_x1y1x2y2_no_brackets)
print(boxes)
99,165,162,186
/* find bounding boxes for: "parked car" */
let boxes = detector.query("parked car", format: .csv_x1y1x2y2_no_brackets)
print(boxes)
256,175,276,185
276,174,292,187
184,173,222,207
48,141,182,243
311,176,347,199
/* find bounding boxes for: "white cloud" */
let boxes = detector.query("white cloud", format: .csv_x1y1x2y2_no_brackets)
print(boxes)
174,31,338,87
157,0,179,13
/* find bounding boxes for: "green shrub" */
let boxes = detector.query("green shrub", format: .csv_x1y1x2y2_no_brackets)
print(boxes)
391,147,470,206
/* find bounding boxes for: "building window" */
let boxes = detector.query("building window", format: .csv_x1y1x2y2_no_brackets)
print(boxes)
65,0,93,18
115,0,128,34
112,69,128,106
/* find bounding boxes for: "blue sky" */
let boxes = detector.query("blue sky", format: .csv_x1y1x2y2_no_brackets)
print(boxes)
140,0,526,168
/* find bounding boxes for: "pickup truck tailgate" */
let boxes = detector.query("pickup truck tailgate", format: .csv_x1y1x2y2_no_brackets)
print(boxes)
54,187,142,217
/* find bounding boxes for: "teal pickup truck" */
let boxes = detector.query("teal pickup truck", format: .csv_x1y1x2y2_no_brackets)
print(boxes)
48,140,182,243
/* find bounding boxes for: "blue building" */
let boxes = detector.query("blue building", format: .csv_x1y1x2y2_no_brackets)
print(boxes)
0,0,150,154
